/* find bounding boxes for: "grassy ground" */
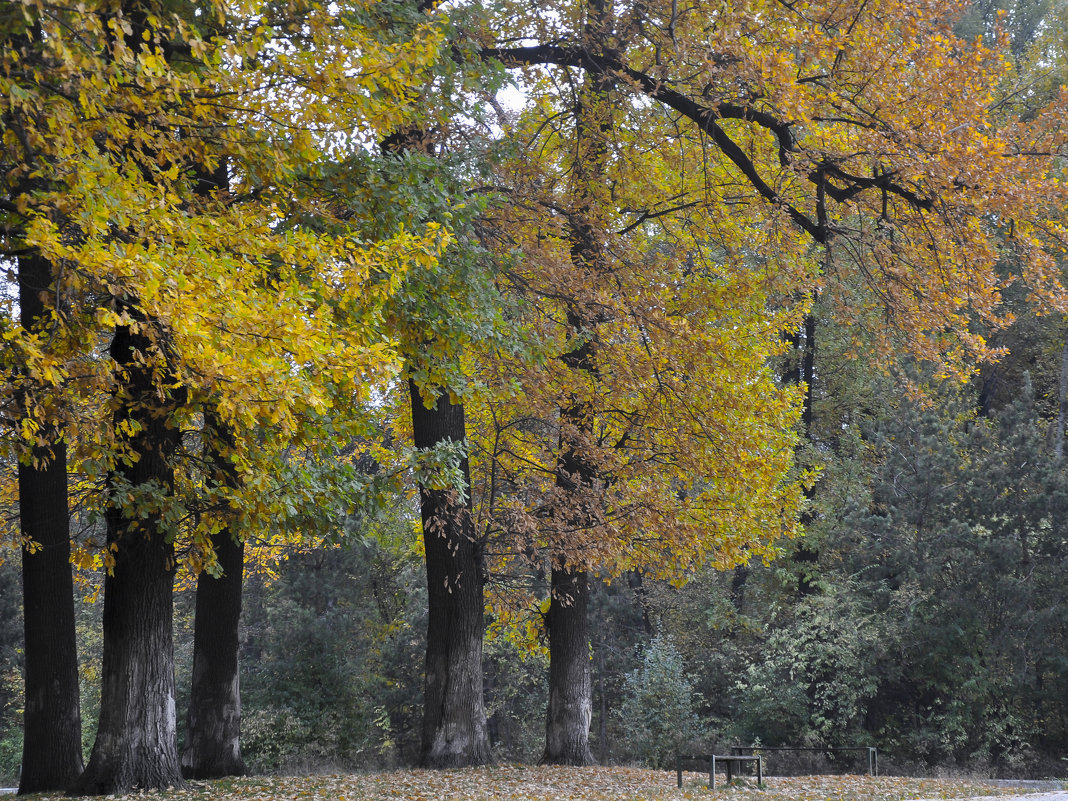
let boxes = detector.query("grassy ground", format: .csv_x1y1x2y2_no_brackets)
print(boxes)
37,766,1066,801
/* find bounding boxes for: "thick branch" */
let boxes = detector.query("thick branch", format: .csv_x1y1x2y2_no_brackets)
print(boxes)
484,44,822,239
483,43,938,243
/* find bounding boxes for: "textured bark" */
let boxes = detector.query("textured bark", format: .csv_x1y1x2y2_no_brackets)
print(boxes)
18,252,83,795
542,567,594,765
540,18,613,762
380,9,489,764
792,312,819,597
410,381,491,767
1057,335,1068,463
70,319,186,795
542,312,598,765
180,158,245,780
540,324,599,765
181,525,245,778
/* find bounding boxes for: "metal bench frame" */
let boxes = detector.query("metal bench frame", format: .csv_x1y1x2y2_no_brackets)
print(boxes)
676,753,764,789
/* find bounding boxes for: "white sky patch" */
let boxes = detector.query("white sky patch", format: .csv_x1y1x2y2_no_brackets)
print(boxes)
497,82,529,114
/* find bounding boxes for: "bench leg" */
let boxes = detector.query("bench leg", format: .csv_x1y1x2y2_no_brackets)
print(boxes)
710,756,716,790
757,755,763,788
677,755,682,789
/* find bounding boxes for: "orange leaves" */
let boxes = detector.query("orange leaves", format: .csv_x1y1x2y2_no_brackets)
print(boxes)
470,140,811,608
488,0,1068,377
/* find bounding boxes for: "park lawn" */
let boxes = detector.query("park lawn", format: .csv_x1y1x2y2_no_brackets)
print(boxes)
42,766,1065,801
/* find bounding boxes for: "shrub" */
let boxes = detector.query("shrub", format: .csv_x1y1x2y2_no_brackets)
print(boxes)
616,635,703,768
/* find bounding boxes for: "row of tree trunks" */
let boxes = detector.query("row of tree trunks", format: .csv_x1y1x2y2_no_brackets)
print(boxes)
19,171,248,793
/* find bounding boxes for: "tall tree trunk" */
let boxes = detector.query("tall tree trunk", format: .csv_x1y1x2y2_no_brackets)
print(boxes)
541,4,613,758
543,566,594,765
70,317,186,795
410,381,491,767
794,311,819,596
17,252,84,794
180,521,245,778
180,160,245,780
542,310,599,766
380,2,490,756
1056,333,1068,463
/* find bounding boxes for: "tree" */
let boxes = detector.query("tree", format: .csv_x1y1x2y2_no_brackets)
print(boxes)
72,306,187,794
472,0,1067,762
374,127,495,767
409,386,492,766
15,257,84,793
616,635,702,768
471,40,808,770
359,2,514,763
2,0,452,790
3,7,84,793
181,416,246,779
540,6,615,763
482,0,1068,367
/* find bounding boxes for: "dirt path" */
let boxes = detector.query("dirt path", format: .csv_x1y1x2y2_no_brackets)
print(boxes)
914,793,1068,801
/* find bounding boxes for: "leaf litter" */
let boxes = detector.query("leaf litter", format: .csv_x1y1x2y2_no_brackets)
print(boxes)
32,766,1066,801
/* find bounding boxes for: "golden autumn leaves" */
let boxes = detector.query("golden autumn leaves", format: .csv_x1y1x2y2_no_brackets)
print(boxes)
2,0,1067,627
1,0,450,573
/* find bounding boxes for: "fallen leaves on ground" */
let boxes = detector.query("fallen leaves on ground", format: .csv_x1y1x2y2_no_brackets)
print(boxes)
44,766,1065,801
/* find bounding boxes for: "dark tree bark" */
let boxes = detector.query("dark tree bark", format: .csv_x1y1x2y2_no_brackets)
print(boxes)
540,11,612,760
542,447,597,766
17,252,84,794
410,380,491,767
1056,334,1068,463
382,6,491,757
70,317,186,795
538,0,619,754
542,566,595,765
180,520,245,778
791,311,820,597
179,160,246,780
541,305,600,766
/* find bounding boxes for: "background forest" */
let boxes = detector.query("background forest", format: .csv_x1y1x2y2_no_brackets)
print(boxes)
1,0,1068,792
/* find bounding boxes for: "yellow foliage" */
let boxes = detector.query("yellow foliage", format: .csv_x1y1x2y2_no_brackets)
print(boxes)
0,0,454,565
